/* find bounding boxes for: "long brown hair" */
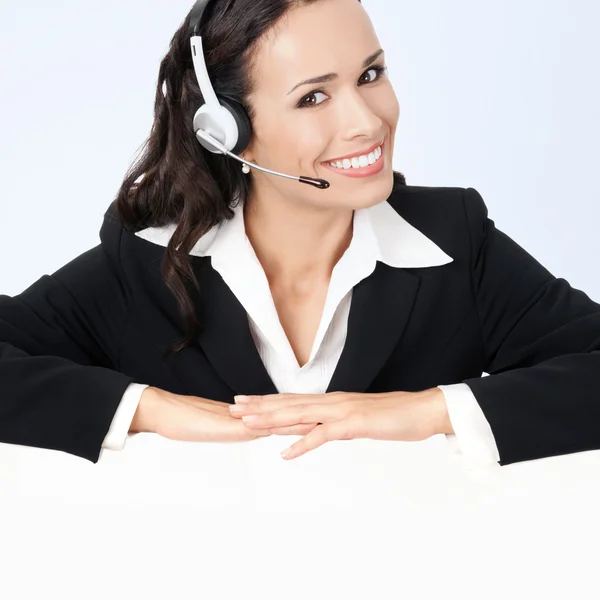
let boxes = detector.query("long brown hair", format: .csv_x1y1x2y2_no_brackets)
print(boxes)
113,0,406,360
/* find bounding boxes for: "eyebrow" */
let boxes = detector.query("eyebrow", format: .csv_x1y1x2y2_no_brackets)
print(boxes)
286,49,385,96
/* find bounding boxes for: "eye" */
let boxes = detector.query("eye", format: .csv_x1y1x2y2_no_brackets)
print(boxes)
296,64,388,109
359,65,388,85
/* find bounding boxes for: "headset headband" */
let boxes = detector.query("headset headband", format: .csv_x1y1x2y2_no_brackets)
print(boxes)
184,0,330,188
188,0,214,37
187,0,251,154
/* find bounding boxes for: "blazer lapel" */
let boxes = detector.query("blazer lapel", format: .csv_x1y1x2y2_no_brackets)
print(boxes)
192,258,279,396
326,262,422,393
193,257,423,397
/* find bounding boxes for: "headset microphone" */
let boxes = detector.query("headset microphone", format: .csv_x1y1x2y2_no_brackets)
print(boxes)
188,0,330,190
194,129,330,189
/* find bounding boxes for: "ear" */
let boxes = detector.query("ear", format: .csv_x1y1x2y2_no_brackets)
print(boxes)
239,149,254,164
239,135,257,164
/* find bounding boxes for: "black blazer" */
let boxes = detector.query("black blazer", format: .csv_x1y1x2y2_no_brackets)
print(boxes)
1,183,599,466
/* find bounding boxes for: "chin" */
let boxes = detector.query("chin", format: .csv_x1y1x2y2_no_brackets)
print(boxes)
301,169,394,211
342,171,395,209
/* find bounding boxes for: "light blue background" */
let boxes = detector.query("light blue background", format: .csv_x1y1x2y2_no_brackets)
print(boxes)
1,0,599,300
1,2,599,599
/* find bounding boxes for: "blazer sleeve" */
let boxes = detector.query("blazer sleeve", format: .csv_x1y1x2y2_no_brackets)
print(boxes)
459,187,600,466
0,205,138,464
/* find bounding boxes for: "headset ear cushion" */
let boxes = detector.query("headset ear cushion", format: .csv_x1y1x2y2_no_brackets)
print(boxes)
217,95,253,155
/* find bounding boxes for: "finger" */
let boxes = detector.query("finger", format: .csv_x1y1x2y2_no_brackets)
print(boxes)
240,404,338,429
234,392,347,407
229,394,349,418
229,397,345,417
280,419,354,459
267,423,321,436
281,419,358,459
235,393,310,403
239,417,322,439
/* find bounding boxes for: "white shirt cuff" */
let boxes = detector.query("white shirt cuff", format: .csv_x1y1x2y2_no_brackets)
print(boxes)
437,383,501,469
101,382,149,451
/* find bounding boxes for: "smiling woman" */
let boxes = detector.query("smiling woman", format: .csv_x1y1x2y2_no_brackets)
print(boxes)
4,0,598,470
116,0,404,359
0,0,408,465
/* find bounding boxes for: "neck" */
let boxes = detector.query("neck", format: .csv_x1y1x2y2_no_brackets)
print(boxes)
243,195,354,293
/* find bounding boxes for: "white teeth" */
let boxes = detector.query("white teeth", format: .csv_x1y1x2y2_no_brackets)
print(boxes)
327,143,383,169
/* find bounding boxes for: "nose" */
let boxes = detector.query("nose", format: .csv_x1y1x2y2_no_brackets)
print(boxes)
337,87,383,140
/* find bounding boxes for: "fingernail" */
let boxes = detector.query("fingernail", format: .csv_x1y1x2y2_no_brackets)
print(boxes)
234,395,251,403
281,447,294,459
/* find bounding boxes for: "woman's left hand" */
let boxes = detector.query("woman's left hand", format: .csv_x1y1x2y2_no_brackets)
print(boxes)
228,389,444,460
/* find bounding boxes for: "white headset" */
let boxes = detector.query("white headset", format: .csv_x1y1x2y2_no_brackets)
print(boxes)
187,0,330,188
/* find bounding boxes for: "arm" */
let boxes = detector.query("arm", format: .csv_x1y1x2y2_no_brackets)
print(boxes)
0,205,138,463
452,187,600,466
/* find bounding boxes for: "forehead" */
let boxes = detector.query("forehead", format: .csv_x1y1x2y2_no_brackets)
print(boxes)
250,0,380,92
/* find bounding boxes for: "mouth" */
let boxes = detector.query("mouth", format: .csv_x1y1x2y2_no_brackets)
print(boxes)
321,139,386,178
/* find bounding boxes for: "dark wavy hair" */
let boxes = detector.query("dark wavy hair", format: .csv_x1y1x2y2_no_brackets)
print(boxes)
113,0,406,360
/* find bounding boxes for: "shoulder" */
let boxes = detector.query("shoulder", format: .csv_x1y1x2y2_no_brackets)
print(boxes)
388,180,487,219
387,181,467,213
98,201,171,280
386,179,490,259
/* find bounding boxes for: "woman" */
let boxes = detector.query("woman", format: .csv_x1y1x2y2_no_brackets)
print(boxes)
1,0,599,468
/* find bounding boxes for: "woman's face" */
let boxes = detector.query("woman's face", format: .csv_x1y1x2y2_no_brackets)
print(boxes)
243,0,400,210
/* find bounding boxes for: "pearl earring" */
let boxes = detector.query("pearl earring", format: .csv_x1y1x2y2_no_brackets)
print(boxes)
242,163,251,174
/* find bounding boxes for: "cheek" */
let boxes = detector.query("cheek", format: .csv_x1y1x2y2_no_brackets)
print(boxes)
264,123,327,166
381,89,400,125
295,127,330,163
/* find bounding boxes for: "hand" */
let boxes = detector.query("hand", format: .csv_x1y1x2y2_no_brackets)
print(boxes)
131,387,321,443
228,389,443,459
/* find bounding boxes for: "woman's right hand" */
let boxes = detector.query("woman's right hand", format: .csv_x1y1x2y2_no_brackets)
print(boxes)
130,386,318,443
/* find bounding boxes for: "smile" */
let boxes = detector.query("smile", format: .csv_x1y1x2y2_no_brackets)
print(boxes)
322,140,385,178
